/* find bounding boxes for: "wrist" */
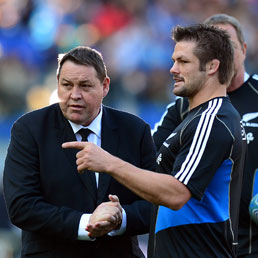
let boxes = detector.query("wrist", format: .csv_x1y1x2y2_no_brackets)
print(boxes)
106,155,122,174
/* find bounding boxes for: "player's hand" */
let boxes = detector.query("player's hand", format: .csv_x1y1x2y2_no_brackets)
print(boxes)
62,141,113,174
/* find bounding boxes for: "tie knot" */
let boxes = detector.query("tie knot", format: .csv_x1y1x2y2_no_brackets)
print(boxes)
78,128,92,141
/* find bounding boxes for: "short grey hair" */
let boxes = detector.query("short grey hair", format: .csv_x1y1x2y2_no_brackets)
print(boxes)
204,13,245,50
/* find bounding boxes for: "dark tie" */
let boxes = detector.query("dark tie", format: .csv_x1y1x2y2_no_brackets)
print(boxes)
78,128,92,142
77,128,97,193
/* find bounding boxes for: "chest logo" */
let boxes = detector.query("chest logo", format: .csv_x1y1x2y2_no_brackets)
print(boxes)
242,112,258,128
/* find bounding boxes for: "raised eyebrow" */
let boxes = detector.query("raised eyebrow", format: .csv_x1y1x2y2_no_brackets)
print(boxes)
79,80,93,84
61,78,76,85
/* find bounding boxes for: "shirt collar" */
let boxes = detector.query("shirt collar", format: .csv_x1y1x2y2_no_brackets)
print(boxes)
68,106,102,138
244,71,249,82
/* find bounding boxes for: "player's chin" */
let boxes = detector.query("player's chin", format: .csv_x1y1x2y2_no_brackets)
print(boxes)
173,86,184,96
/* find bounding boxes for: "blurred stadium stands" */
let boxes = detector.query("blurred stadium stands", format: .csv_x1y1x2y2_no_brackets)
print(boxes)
0,0,257,257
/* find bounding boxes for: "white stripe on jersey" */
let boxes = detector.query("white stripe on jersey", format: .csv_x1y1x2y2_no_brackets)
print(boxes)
252,74,258,81
175,98,223,185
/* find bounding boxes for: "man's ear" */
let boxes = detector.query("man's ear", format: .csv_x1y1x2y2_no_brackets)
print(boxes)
242,42,247,56
207,59,220,76
102,76,110,98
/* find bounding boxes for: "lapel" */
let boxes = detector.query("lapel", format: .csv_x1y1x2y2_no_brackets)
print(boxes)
55,105,97,202
97,106,119,204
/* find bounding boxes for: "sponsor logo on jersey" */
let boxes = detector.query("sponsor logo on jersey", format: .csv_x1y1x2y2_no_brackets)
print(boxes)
246,132,254,144
240,120,247,141
163,132,177,148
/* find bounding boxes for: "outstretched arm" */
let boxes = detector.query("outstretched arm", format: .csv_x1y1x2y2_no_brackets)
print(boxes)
62,141,191,210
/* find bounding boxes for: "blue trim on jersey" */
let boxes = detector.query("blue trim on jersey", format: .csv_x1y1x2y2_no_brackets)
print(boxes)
253,169,258,197
155,159,233,233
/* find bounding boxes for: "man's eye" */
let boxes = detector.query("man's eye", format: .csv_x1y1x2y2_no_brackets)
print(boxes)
81,85,91,88
62,83,70,87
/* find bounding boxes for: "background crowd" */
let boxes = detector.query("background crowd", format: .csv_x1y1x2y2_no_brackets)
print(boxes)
0,0,257,257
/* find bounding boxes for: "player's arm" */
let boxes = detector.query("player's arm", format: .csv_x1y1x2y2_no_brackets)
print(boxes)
62,141,191,210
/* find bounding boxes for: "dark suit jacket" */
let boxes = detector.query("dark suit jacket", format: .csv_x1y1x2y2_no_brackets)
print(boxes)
3,104,157,258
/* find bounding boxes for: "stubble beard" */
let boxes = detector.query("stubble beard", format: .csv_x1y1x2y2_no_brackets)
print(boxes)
173,76,205,98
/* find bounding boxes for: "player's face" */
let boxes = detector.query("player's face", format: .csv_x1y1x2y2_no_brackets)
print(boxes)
216,23,246,90
58,60,109,126
170,41,207,98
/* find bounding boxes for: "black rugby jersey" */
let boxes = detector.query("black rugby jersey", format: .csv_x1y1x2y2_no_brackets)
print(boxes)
153,97,245,258
153,74,258,256
228,74,258,256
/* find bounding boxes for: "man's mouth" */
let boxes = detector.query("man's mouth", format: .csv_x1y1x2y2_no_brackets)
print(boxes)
173,77,184,86
69,104,85,111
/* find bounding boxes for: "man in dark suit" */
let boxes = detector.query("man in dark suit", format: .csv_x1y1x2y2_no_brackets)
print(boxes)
3,46,156,258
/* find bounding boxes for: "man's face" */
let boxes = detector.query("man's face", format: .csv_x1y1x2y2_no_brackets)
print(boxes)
216,23,246,87
58,60,109,126
170,41,207,98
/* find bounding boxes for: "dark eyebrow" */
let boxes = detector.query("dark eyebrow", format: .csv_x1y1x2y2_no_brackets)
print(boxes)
60,78,70,83
79,80,92,83
173,55,189,62
61,78,93,84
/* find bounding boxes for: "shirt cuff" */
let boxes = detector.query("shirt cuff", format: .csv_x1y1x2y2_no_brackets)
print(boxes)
77,214,95,241
108,208,127,236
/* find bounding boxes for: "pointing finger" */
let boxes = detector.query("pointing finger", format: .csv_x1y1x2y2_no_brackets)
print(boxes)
62,141,86,150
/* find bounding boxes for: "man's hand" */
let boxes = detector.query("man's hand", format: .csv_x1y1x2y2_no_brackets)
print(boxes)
86,195,123,238
62,141,114,174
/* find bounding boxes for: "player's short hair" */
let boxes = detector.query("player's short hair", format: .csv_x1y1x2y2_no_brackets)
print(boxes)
172,24,234,85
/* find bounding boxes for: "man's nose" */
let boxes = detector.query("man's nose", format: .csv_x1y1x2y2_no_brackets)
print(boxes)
170,62,178,75
71,86,82,99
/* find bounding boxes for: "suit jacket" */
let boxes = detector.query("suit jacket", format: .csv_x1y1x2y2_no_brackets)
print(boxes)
3,104,157,258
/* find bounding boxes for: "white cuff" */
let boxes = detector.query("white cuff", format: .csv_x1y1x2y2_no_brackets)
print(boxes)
108,208,127,236
77,214,95,241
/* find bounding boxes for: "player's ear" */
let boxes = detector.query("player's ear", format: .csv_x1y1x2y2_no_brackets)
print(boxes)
207,59,220,76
